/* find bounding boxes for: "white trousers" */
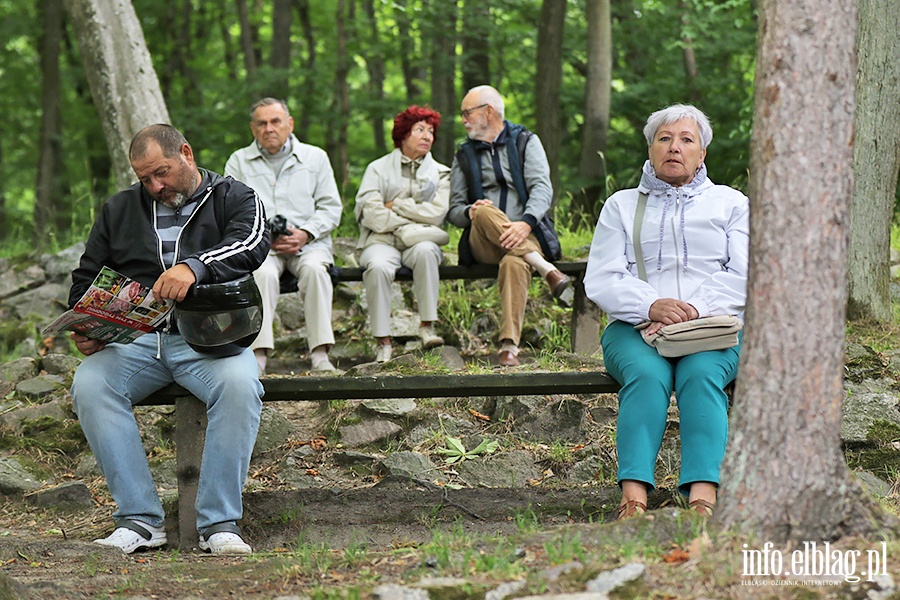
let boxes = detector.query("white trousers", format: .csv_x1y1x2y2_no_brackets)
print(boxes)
358,241,443,338
252,247,335,351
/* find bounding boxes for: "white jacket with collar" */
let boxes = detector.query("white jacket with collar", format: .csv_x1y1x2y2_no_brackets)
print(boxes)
585,161,749,325
225,134,342,254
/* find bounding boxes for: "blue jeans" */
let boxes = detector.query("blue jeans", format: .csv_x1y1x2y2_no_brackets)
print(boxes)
71,333,263,532
601,320,741,493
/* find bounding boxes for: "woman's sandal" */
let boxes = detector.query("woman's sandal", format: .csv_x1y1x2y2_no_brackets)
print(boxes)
616,499,647,520
689,498,715,516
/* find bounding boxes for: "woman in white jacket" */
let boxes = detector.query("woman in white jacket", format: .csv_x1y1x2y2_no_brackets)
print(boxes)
355,106,451,362
585,104,749,519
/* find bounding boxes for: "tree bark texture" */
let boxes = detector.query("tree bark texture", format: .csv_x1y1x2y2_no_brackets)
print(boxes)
36,0,69,246
427,0,457,165
717,0,892,542
63,0,170,191
331,0,350,193
270,0,292,99
846,0,900,323
236,0,258,79
362,0,387,156
461,0,490,92
575,0,611,226
534,0,566,205
293,0,316,139
395,1,423,102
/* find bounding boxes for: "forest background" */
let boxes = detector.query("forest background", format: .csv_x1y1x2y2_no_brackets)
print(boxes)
2,0,768,254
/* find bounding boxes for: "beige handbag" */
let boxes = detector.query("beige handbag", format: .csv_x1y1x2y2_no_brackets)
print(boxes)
393,223,450,250
631,192,741,357
635,316,742,357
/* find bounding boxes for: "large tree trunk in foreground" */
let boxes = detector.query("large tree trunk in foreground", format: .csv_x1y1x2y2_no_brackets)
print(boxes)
63,0,170,190
846,0,900,323
717,0,893,542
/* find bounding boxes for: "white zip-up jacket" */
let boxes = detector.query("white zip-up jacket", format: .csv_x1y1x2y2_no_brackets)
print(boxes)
585,161,749,325
225,134,342,255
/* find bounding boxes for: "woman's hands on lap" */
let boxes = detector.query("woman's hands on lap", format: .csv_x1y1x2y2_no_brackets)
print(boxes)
646,298,699,335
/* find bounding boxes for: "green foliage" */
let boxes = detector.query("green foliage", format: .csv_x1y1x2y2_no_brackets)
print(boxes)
434,436,499,464
0,0,761,252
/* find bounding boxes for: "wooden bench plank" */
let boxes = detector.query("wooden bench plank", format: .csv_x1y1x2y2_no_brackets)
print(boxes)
140,371,620,405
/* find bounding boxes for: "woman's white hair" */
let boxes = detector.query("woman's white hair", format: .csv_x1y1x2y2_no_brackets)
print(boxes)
643,104,713,149
469,85,505,120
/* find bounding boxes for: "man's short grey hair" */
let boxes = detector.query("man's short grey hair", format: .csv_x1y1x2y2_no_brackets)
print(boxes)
643,104,713,148
469,85,504,120
249,97,290,120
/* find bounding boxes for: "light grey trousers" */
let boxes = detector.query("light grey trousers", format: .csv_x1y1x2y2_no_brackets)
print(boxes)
358,241,443,338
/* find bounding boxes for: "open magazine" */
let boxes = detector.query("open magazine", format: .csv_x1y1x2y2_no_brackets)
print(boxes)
42,266,173,344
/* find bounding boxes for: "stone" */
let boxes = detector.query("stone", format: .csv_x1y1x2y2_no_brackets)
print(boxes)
429,345,466,372
339,419,402,448
0,396,69,430
494,395,587,443
41,353,81,376
14,375,65,401
517,594,608,600
332,450,379,467
841,380,900,443
539,560,585,581
25,481,93,509
0,263,45,301
40,243,85,283
74,454,101,479
854,471,891,498
276,291,305,331
252,406,296,457
568,456,607,484
0,457,41,494
455,450,541,488
586,562,646,594
485,580,528,600
844,343,887,383
361,398,417,417
3,282,69,321
0,358,40,384
406,414,477,446
371,584,428,600
376,451,435,480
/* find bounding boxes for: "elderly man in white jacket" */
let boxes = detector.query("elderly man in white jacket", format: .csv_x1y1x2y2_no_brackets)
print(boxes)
226,98,342,373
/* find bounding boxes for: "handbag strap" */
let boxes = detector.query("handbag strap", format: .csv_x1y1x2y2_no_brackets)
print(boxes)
633,192,649,282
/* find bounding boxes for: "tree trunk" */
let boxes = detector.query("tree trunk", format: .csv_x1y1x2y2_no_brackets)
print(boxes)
362,0,387,155
270,0,292,99
534,0,566,205
236,0,258,80
427,0,457,165
36,0,70,247
63,0,170,191
679,0,701,104
293,0,316,139
846,0,900,323
717,0,893,542
395,1,423,102
575,0,611,227
331,0,350,193
461,0,490,92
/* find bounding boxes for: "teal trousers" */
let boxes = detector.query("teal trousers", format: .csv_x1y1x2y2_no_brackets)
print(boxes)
601,320,742,493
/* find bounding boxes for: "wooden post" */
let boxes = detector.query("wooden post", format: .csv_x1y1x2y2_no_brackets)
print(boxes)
174,395,205,549
570,276,602,355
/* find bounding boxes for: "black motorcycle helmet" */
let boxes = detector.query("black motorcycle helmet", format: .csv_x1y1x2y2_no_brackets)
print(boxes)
174,275,263,357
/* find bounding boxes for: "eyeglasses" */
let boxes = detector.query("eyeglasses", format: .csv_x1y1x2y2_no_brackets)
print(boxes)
460,104,489,119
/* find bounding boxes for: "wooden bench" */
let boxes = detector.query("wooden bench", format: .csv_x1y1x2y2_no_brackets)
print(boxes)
139,370,621,548
282,261,603,355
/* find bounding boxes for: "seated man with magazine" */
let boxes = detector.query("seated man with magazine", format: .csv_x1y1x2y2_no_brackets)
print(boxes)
68,124,270,555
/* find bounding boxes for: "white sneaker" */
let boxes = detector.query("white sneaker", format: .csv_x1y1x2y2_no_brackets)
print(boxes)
375,344,393,363
311,354,336,372
199,531,252,554
418,325,444,349
93,520,167,554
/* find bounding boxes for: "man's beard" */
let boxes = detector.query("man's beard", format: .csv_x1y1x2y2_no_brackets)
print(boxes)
161,192,188,209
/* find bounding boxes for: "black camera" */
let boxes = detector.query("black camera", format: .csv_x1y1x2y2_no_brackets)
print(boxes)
267,214,290,240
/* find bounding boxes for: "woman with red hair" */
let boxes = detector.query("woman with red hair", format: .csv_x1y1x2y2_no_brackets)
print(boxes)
355,106,451,362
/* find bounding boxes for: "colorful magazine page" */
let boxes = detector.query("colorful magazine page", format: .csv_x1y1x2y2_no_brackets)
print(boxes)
42,266,173,343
